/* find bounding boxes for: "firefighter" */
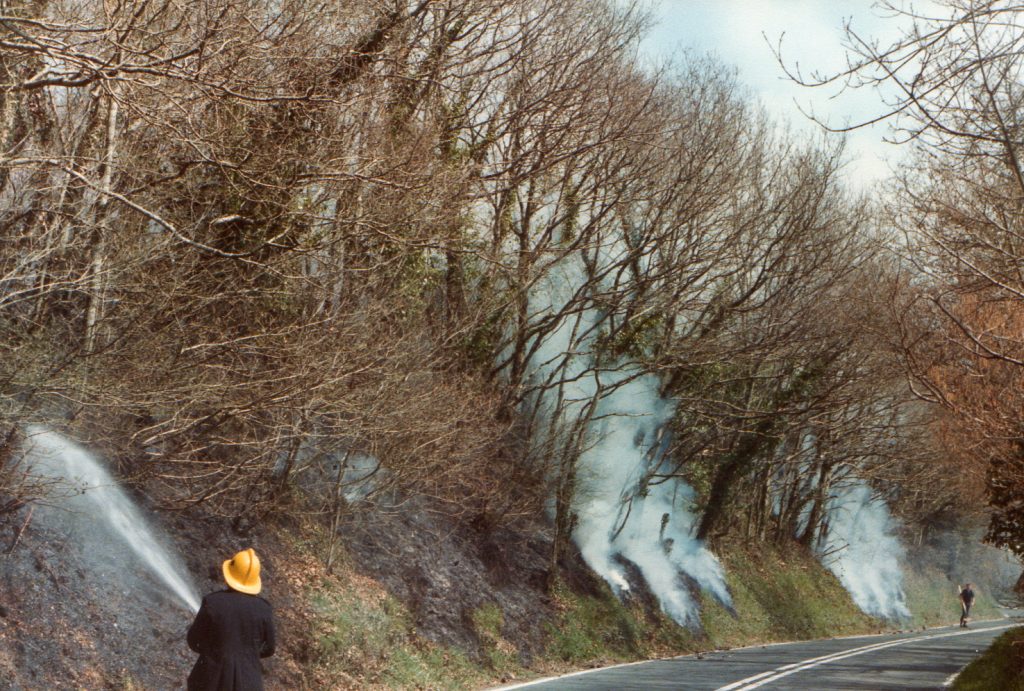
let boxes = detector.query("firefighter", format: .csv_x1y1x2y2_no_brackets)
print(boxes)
187,548,276,690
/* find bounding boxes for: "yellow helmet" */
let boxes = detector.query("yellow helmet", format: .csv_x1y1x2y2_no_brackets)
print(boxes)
223,548,262,595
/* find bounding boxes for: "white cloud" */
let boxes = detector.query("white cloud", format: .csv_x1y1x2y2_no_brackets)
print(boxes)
636,0,925,188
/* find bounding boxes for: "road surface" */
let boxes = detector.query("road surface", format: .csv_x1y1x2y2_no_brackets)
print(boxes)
497,618,1020,690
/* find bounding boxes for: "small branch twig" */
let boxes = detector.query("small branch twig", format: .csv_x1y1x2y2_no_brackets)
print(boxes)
6,505,33,555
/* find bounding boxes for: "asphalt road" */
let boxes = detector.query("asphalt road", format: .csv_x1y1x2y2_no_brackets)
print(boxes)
497,618,1021,690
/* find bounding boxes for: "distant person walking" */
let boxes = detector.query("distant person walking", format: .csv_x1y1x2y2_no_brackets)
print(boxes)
187,548,276,691
958,583,976,628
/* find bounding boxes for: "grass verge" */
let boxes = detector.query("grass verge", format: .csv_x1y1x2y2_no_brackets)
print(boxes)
293,521,976,689
310,573,488,690
282,519,504,690
700,544,881,648
541,543,883,672
543,579,696,666
952,627,1024,690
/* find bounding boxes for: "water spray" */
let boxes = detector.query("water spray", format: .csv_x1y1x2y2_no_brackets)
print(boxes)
23,427,201,614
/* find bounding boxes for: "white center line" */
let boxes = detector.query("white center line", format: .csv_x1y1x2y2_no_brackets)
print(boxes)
716,624,1018,691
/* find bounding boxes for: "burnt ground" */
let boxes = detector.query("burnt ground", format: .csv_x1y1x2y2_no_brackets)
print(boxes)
0,477,577,689
0,495,317,690
341,495,558,664
0,502,197,689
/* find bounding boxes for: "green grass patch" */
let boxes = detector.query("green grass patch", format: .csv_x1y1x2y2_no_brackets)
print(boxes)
471,602,522,673
299,520,959,689
541,544,891,673
311,580,486,690
701,544,881,648
543,579,696,665
952,627,1024,690
544,579,646,664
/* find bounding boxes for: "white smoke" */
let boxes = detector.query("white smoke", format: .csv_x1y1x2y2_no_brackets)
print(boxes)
336,451,384,503
277,441,387,506
818,481,910,620
524,256,730,626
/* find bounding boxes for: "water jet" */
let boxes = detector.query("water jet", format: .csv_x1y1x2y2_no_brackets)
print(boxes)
22,427,201,614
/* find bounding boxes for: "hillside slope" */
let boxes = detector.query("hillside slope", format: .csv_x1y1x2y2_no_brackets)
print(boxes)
2,476,1006,690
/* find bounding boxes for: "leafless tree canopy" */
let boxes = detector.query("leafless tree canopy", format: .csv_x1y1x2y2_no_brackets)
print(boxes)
0,0,962,567
779,0,1024,556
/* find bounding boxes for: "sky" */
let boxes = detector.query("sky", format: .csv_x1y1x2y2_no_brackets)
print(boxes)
637,1,922,188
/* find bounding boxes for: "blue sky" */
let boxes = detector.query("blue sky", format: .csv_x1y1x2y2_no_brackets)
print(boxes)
637,1,919,187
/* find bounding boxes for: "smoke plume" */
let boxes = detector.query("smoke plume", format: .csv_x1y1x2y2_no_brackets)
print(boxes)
524,257,730,626
819,481,910,620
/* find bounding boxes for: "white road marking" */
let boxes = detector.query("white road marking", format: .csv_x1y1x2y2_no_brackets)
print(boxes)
714,638,904,691
492,659,652,690
716,623,1018,691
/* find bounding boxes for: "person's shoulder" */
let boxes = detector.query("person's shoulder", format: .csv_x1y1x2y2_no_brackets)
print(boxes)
203,589,235,604
208,589,272,607
237,592,273,616
225,589,272,606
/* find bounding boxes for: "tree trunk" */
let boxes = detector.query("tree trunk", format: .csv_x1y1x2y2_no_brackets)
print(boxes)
84,94,119,352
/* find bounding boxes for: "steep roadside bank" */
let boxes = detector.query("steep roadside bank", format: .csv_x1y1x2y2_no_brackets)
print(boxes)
0,471,1011,689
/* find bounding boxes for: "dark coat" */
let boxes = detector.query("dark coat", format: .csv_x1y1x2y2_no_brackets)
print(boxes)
187,589,276,691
